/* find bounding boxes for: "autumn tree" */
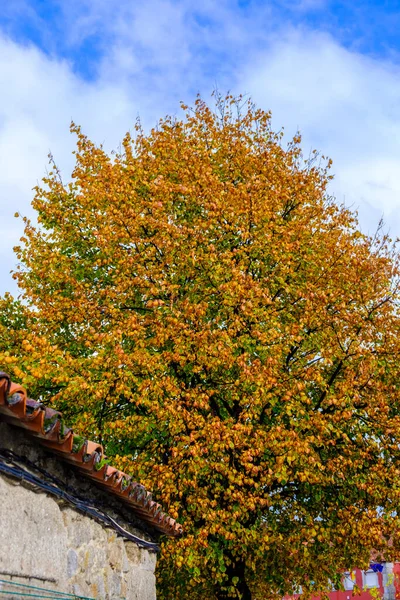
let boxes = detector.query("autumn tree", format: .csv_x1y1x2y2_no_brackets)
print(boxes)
4,95,400,599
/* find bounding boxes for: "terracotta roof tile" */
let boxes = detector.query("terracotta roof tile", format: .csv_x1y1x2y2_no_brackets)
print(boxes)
0,371,182,538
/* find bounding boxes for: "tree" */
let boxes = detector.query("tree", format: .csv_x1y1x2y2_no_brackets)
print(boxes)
4,94,400,599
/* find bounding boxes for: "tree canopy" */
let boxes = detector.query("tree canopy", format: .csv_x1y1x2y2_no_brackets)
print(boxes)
3,95,400,599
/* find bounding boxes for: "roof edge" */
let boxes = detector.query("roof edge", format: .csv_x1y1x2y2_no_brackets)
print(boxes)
0,372,182,538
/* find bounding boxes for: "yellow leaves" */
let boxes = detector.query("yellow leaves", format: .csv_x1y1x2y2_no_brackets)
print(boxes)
5,92,400,600
2,354,15,364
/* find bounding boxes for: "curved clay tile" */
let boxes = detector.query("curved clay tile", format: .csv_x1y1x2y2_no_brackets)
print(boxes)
0,372,183,537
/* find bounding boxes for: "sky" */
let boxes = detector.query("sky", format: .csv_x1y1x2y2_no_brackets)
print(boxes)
1,0,400,295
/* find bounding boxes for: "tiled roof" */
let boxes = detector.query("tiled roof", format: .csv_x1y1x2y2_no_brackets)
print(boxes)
0,371,182,538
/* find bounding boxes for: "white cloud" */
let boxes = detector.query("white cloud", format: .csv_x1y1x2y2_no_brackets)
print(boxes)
240,29,400,236
0,35,147,296
2,17,400,297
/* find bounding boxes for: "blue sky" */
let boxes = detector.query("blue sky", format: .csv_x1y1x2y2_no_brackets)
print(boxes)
1,0,400,294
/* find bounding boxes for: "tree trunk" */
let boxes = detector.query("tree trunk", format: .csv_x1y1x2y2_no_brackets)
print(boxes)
215,557,252,600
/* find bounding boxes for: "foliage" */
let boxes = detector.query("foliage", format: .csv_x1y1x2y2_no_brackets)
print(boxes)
3,95,400,599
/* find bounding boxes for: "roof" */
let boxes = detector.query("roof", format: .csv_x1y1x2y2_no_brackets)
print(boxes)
0,371,182,538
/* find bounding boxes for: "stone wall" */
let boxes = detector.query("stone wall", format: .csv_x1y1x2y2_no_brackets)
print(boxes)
0,422,157,599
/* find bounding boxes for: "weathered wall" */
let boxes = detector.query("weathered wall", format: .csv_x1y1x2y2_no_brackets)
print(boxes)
0,422,157,599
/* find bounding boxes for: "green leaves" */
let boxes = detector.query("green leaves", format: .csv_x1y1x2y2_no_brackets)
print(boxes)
4,93,400,599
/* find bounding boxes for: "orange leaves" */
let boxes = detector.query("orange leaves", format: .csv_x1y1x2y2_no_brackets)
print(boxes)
5,93,400,598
